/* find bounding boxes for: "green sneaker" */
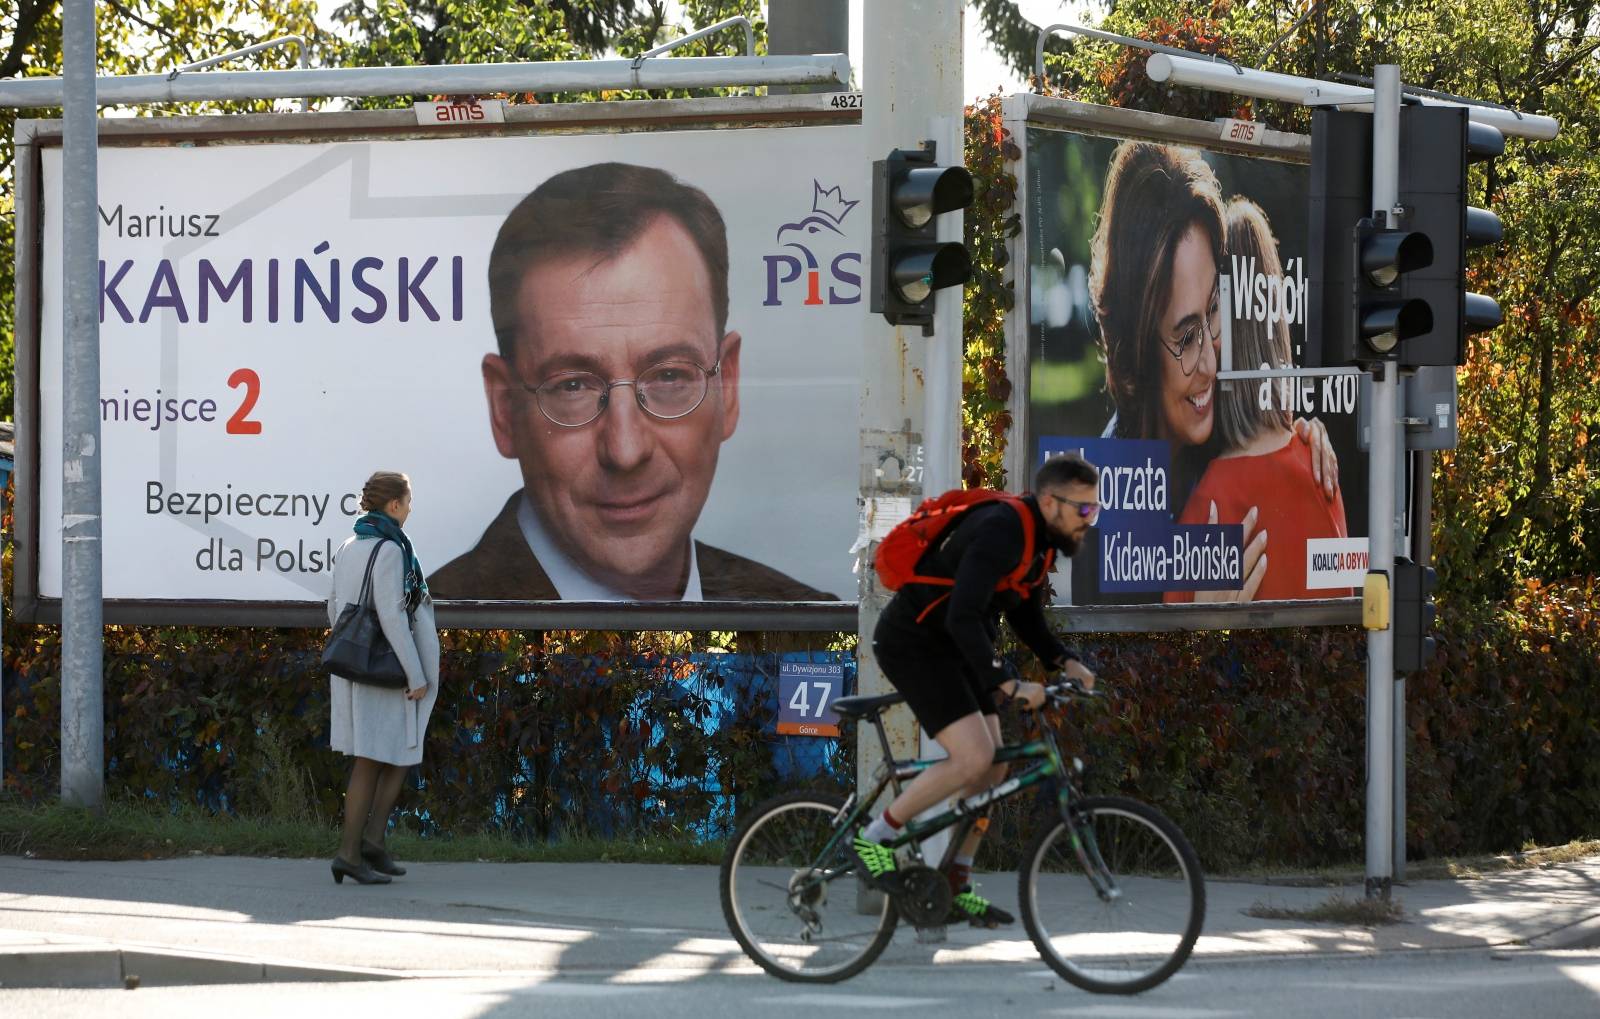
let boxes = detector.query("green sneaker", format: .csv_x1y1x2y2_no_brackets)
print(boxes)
949,889,1015,928
851,834,900,890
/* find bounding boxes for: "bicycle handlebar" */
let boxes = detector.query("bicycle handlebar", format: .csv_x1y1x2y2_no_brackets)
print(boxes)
1045,680,1106,703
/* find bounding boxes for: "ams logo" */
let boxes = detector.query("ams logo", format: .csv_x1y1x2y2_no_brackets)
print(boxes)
762,181,863,307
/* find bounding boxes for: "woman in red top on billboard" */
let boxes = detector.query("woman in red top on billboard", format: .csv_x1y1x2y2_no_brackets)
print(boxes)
1089,140,1342,602
1165,199,1353,602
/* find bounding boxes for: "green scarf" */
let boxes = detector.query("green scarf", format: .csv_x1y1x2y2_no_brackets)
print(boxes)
353,511,428,611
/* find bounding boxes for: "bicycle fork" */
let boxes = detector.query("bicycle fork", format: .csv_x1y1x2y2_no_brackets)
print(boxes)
1049,755,1123,904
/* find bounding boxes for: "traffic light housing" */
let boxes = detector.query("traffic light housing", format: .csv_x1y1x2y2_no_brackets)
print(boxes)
1396,105,1505,367
1393,556,1438,674
1308,106,1507,369
1307,110,1434,366
870,141,974,334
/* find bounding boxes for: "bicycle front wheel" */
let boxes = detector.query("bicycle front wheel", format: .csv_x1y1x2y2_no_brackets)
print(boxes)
720,791,898,983
1020,795,1205,995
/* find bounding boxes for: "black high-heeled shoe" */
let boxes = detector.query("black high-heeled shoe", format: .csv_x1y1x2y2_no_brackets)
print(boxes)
361,839,406,877
331,856,391,885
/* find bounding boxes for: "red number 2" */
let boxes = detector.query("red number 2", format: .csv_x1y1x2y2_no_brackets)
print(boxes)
226,368,262,435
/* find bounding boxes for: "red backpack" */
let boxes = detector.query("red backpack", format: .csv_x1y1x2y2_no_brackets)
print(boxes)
874,489,1055,621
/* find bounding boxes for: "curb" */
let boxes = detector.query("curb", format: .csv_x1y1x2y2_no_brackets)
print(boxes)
0,945,398,989
1525,913,1600,951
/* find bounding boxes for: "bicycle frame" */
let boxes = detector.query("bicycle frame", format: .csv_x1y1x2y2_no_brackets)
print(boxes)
797,705,1114,899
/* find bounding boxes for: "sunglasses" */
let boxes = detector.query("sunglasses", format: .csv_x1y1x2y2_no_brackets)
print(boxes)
1043,491,1100,523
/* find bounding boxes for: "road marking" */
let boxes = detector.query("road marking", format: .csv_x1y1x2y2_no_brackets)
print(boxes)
753,993,944,1008
1043,1007,1233,1018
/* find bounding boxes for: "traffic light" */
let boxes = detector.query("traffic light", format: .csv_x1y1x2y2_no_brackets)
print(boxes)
870,140,974,334
1307,110,1434,366
1396,105,1505,367
1352,217,1434,361
1393,556,1438,674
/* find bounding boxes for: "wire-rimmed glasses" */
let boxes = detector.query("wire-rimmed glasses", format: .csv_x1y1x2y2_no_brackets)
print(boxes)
520,359,722,428
1161,281,1221,376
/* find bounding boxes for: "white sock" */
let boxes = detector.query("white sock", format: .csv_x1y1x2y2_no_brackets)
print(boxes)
862,813,902,843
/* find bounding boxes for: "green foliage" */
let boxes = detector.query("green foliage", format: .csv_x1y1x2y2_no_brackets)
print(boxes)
960,92,1019,489
980,576,1600,870
7,490,1597,868
1,619,850,843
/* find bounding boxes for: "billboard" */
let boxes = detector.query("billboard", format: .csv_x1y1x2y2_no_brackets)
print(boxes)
1009,98,1366,614
14,98,864,628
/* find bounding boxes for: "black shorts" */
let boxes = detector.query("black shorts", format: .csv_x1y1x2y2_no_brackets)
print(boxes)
871,630,997,739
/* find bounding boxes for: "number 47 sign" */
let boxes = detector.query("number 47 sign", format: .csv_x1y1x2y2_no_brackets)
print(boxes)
777,661,844,737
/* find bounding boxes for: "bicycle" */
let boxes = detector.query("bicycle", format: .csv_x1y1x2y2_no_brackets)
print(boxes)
719,681,1205,993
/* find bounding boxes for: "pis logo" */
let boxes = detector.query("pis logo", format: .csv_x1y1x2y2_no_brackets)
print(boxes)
762,181,863,307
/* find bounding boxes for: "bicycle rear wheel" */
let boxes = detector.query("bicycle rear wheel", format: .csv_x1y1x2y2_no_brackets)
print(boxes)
1020,795,1204,994
720,791,898,983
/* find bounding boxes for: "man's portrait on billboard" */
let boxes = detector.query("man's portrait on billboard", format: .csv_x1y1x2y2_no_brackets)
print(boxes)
427,162,837,602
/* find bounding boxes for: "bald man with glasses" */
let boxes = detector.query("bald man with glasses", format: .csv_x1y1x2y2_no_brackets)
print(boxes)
428,163,835,603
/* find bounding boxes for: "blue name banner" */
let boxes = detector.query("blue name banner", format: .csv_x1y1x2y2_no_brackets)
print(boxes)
1098,522,1244,593
1039,436,1244,594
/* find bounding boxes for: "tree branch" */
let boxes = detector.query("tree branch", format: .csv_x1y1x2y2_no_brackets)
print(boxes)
102,0,202,65
0,0,48,81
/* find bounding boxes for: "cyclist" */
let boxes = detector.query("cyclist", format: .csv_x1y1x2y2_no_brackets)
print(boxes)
855,452,1100,928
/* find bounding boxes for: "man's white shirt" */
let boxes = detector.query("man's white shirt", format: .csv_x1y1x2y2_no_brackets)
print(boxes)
516,493,703,601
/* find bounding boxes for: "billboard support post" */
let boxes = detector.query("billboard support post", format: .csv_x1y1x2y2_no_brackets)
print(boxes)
59,0,104,809
856,0,963,917
1362,63,1403,900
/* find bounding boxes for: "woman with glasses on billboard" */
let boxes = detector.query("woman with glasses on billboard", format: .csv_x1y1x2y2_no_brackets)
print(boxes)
1088,141,1340,602
1164,200,1352,602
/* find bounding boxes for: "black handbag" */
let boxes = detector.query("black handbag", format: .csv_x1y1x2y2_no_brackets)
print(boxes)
322,539,411,689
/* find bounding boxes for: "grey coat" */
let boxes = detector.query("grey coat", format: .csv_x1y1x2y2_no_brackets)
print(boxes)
326,535,441,766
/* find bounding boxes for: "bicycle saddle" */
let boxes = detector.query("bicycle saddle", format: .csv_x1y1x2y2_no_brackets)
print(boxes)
828,691,906,719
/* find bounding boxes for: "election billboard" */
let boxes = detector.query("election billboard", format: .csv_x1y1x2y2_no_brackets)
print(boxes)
13,97,864,628
1006,96,1366,615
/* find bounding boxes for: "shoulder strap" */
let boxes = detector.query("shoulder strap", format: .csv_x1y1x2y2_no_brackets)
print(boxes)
355,538,391,608
999,497,1039,594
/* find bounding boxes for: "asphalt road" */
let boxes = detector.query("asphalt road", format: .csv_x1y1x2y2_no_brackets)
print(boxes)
4,946,1598,1018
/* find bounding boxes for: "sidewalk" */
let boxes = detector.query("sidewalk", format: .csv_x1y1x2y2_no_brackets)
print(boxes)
0,852,1596,987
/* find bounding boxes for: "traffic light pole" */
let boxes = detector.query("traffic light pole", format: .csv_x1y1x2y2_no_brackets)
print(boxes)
1364,64,1403,900
856,0,965,915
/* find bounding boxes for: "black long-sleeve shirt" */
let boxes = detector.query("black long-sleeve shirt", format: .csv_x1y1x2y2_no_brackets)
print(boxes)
878,496,1078,689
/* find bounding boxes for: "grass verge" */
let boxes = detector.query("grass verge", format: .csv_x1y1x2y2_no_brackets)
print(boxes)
0,798,724,865
1246,893,1406,927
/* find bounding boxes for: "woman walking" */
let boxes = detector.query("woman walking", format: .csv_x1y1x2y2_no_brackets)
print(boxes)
327,470,440,885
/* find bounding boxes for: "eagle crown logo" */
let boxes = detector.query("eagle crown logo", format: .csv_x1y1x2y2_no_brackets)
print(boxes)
812,181,859,225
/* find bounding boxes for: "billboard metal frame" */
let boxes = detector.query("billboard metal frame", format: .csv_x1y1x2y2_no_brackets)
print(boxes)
11,93,862,631
1000,93,1360,630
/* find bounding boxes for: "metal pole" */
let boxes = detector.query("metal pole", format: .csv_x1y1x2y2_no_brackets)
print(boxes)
1145,52,1560,141
767,0,849,95
857,0,963,915
1364,63,1401,899
0,55,852,108
59,0,104,809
